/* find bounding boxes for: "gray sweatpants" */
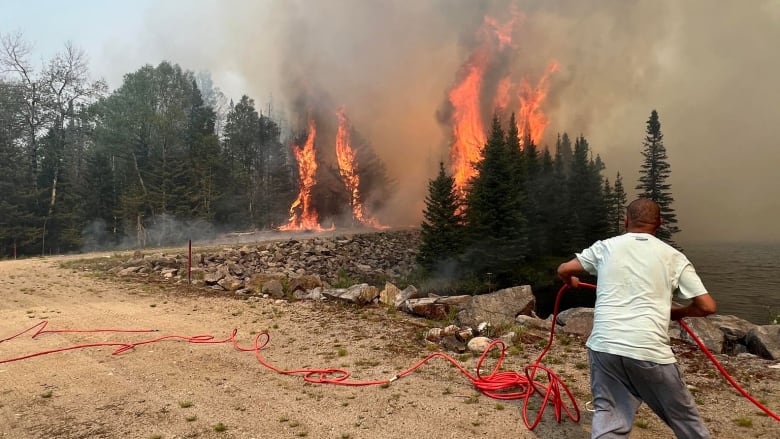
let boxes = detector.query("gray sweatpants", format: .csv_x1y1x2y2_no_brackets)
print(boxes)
588,349,710,439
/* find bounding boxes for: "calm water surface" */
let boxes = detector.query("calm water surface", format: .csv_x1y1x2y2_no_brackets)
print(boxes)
684,242,780,325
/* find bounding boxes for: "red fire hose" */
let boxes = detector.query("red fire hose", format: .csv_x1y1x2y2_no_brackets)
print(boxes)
1,282,778,430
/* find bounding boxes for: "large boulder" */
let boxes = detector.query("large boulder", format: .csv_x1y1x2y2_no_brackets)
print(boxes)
322,284,379,305
555,307,595,337
404,298,449,320
706,314,756,355
456,286,535,328
745,325,780,360
673,317,725,353
288,275,323,293
379,282,402,307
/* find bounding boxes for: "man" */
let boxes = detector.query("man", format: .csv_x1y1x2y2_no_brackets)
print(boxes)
557,198,717,439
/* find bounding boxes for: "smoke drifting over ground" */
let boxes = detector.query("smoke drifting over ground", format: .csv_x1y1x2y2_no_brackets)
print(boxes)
132,0,780,242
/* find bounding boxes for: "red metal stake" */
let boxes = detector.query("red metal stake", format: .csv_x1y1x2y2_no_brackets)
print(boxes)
188,239,192,285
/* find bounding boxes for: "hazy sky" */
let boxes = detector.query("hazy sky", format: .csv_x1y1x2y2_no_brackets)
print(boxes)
2,0,779,244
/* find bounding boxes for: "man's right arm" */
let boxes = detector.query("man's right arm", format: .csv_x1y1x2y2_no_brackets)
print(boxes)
557,258,586,288
671,293,717,320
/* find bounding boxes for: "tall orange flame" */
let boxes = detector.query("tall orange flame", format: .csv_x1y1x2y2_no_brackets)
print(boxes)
280,117,324,231
447,12,557,193
516,61,559,145
449,56,488,194
335,108,388,229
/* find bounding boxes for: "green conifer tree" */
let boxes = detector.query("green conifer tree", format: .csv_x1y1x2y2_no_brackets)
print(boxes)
417,162,465,272
636,110,681,247
464,116,527,285
612,172,628,235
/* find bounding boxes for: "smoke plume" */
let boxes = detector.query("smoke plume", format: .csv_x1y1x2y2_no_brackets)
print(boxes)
128,0,780,242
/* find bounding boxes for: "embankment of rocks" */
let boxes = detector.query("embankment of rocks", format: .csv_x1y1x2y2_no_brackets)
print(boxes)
110,230,780,361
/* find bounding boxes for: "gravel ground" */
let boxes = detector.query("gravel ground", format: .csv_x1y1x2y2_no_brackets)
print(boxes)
1,254,778,438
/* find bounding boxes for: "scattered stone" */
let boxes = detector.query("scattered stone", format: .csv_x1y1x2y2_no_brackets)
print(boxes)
467,336,492,354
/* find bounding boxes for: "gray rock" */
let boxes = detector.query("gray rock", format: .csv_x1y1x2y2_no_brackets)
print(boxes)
379,282,401,307
322,284,379,305
746,325,780,360
405,297,449,320
395,285,421,309
555,307,594,337
261,279,285,299
456,285,535,328
515,315,552,331
674,317,725,353
118,266,143,276
467,336,492,354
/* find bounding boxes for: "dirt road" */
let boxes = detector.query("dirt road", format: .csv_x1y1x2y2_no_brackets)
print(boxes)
1,255,778,438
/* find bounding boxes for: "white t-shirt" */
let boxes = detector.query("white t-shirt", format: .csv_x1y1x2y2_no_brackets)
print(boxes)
576,232,708,364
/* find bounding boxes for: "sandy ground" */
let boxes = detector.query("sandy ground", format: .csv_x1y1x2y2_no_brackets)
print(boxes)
1,254,779,439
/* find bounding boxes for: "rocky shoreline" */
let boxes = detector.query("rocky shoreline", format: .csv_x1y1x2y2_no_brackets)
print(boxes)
109,230,780,361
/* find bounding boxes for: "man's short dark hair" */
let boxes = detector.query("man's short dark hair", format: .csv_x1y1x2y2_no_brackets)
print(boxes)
627,198,661,229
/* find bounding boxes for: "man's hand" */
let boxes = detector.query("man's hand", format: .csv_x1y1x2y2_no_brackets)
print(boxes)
557,258,585,289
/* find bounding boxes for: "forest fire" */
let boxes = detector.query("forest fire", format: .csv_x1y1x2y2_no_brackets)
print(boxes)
280,109,387,232
279,117,326,231
335,109,388,229
447,12,558,194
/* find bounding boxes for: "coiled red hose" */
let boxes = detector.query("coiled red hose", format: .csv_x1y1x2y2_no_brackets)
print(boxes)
2,282,777,430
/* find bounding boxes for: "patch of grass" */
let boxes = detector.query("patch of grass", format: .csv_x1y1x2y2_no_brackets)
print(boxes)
213,422,227,432
185,415,197,422
337,348,348,357
464,393,480,404
354,359,380,367
508,345,523,356
734,417,753,427
495,403,505,410
178,401,193,408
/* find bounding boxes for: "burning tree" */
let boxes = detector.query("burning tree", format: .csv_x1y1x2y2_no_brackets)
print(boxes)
442,10,558,195
280,117,325,231
335,108,387,229
280,107,391,231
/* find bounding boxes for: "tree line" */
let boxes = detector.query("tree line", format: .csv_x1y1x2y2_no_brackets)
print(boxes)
1,35,300,256
417,109,680,290
1,35,681,266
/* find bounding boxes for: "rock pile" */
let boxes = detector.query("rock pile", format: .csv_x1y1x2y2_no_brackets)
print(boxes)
110,230,780,361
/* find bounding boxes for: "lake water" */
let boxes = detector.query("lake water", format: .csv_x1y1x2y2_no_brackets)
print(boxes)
684,242,780,325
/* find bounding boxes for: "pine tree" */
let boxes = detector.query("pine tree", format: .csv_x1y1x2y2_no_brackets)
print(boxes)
416,162,465,272
636,110,681,247
611,172,628,235
464,116,527,285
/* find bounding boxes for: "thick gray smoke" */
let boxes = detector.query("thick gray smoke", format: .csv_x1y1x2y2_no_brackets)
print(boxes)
129,0,780,242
